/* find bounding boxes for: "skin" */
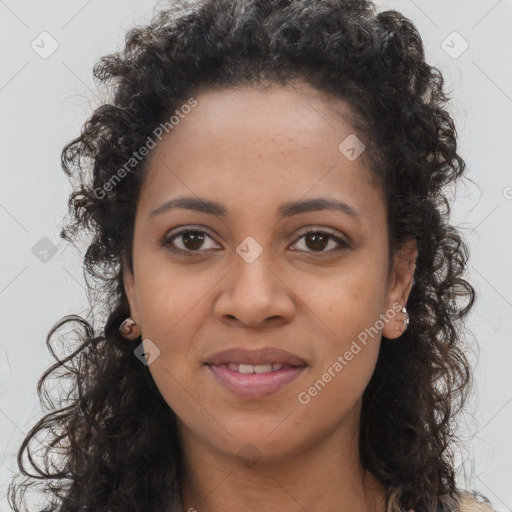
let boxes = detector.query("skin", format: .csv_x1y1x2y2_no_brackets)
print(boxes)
123,81,417,512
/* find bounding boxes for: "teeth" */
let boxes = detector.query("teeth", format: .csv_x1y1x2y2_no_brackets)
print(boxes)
243,364,271,374
226,363,285,373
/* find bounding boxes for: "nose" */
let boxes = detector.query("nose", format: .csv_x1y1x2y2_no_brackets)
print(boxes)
213,252,296,329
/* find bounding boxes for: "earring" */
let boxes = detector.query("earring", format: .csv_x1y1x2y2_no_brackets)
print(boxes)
395,306,409,331
401,306,410,326
119,317,141,340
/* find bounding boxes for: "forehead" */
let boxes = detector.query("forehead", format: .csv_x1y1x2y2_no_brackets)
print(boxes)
166,81,364,152
137,83,384,224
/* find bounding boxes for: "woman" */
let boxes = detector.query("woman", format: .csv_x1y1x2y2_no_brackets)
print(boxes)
8,0,495,511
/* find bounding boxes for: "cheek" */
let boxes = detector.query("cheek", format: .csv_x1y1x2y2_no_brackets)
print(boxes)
134,256,214,342
296,278,384,418
297,263,388,345
294,268,385,403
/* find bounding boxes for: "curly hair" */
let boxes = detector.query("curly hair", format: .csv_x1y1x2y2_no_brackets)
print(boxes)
8,1,478,511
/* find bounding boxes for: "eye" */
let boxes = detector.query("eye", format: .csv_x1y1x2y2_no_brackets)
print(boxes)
163,226,350,256
290,228,349,254
163,228,222,254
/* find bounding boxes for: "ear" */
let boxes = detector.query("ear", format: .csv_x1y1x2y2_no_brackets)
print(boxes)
123,262,141,325
381,238,418,340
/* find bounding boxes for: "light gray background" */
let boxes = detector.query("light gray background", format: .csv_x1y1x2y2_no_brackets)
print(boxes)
1,1,511,511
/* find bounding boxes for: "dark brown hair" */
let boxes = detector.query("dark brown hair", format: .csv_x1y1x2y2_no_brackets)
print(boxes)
9,1,477,511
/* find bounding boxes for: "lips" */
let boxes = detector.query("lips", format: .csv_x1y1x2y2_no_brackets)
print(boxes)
204,347,307,367
204,347,307,400
207,363,307,400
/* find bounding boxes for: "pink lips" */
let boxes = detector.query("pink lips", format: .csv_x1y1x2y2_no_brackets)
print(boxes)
207,364,306,400
204,347,307,400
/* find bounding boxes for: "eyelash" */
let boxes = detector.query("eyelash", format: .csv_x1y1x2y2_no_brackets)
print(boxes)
162,227,350,256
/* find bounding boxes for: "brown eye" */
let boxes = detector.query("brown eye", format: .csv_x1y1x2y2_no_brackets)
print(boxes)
304,232,329,251
164,229,221,254
180,231,206,250
291,229,349,254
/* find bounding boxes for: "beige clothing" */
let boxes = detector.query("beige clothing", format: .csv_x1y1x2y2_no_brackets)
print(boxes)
458,495,495,511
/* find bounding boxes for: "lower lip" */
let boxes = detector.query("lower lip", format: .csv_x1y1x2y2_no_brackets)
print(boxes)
206,364,306,400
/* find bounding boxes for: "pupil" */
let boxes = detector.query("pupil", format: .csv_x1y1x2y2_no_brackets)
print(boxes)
183,231,204,250
306,233,327,251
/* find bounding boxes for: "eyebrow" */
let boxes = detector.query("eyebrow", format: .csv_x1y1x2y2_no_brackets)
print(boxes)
149,196,361,220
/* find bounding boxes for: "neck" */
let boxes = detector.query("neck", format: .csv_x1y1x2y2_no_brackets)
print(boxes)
176,417,387,512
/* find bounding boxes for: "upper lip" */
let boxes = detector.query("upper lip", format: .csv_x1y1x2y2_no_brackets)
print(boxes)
205,347,307,366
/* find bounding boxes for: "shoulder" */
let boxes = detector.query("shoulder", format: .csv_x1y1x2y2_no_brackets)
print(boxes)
457,493,495,512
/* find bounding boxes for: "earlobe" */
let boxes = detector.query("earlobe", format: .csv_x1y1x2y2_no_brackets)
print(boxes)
382,238,418,340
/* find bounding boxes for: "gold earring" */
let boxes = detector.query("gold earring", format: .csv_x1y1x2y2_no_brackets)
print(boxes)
119,317,141,340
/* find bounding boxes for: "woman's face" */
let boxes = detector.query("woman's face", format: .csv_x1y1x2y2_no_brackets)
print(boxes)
124,82,416,465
